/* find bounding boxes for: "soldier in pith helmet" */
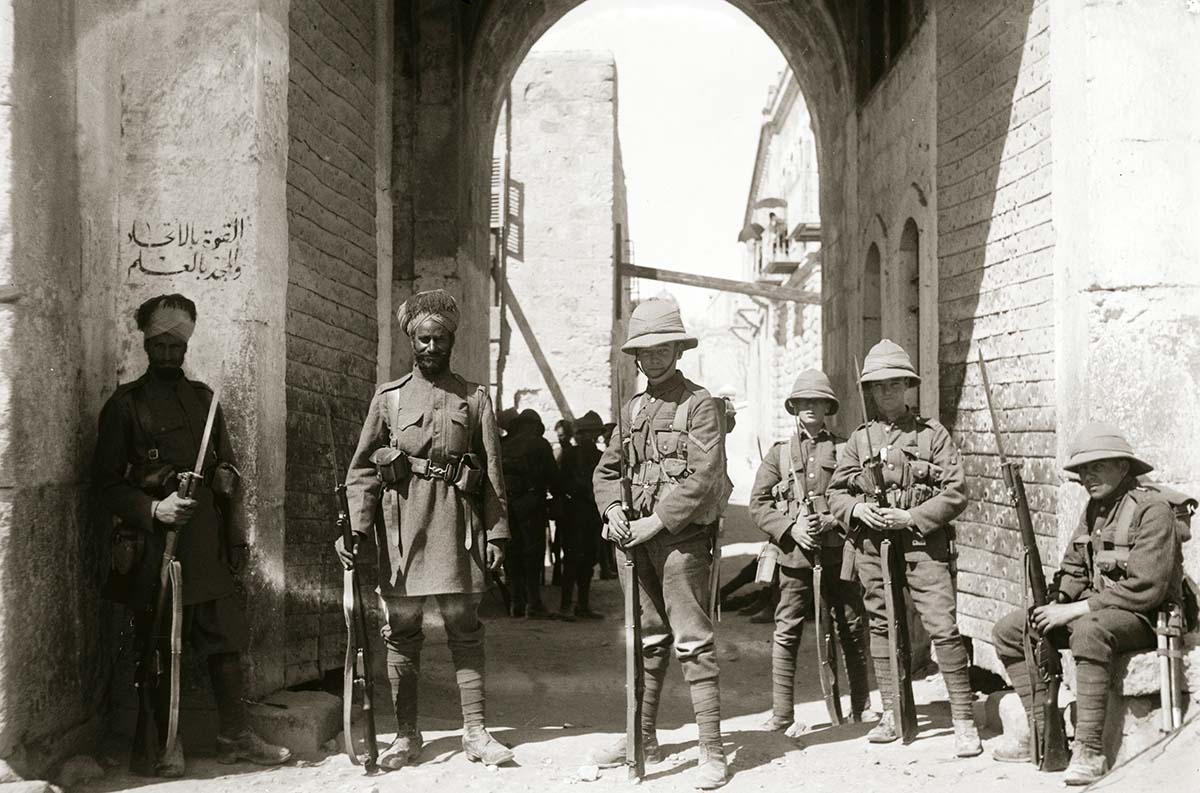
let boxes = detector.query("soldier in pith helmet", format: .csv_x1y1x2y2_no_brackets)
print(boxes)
338,289,513,770
591,297,732,789
990,423,1186,785
826,340,982,756
749,369,871,732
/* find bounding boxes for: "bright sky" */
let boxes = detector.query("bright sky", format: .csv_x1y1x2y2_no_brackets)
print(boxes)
530,0,787,320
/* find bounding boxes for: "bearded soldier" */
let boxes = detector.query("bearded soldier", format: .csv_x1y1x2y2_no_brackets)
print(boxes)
826,340,981,756
339,289,513,770
749,370,871,732
93,294,290,777
990,424,1185,785
591,298,731,790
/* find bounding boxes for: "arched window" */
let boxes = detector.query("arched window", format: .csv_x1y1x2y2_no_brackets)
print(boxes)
863,242,882,356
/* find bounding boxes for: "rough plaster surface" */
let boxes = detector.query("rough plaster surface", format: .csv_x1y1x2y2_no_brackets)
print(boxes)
72,0,291,735
499,53,625,424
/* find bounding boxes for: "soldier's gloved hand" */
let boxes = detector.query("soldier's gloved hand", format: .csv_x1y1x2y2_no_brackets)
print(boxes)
604,505,631,545
333,532,367,571
625,514,665,548
877,507,914,531
487,540,507,572
154,493,197,526
789,516,818,551
851,502,888,529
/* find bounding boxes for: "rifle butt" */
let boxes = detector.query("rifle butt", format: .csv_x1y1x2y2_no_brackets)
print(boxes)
130,687,161,776
880,539,917,742
1039,677,1070,771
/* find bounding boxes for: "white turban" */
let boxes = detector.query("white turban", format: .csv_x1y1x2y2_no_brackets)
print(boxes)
143,305,195,342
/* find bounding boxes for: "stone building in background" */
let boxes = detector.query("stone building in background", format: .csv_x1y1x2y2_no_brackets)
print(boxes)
2,0,1199,776
489,52,633,429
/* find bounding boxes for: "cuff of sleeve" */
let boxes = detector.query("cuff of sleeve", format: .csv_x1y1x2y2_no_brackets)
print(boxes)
654,507,683,534
601,501,622,522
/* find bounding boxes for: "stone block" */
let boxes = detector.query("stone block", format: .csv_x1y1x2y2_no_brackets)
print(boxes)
247,690,341,757
0,783,62,793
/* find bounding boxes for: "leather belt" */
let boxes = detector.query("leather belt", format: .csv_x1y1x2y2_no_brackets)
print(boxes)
409,456,461,483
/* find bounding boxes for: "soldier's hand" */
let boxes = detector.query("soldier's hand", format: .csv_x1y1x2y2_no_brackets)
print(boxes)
877,507,914,531
789,520,818,551
625,515,665,548
154,493,197,526
851,502,888,529
487,540,507,572
604,505,631,544
1031,601,1090,633
334,533,365,571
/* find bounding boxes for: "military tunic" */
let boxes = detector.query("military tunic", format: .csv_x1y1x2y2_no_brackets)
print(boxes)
593,371,728,681
346,368,508,598
93,369,241,607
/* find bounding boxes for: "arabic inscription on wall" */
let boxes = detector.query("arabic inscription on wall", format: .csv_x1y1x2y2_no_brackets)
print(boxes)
126,216,248,282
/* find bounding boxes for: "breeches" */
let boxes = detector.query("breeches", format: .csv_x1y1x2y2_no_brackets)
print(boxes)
379,592,485,655
992,605,1154,667
619,530,718,683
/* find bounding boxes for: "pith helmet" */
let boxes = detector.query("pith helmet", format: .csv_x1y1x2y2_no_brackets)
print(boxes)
860,339,920,384
574,410,606,433
1064,423,1153,477
785,369,839,415
620,298,698,354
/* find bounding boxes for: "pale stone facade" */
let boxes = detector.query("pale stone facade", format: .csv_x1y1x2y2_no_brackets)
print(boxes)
2,0,1198,774
490,52,632,427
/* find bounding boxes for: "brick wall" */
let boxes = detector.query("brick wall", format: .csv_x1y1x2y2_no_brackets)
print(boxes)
286,0,379,686
935,0,1052,648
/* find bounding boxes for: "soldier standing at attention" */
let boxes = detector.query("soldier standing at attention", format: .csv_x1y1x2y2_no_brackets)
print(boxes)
749,370,871,732
826,340,982,756
556,410,609,620
338,289,513,770
990,424,1184,785
499,408,563,619
93,294,290,777
591,298,732,790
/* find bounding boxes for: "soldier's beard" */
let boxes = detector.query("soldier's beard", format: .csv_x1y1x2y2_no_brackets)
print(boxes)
416,351,450,376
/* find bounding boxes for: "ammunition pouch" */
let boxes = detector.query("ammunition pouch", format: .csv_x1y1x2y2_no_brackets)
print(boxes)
454,453,484,495
210,462,241,499
371,447,411,486
110,517,146,576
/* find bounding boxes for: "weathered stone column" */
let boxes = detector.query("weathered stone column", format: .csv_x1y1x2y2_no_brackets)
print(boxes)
1050,0,1200,557
76,0,290,695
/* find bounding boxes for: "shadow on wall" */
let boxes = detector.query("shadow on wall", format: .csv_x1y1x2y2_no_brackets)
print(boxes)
936,0,1042,634
502,280,574,419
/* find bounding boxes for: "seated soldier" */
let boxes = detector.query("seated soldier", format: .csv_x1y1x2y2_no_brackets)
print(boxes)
991,423,1184,786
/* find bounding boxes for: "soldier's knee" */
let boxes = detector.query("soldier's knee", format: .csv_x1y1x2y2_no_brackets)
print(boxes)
1068,615,1117,663
991,609,1027,657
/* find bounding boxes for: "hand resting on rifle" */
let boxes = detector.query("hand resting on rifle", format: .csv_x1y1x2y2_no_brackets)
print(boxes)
1031,600,1091,633
603,505,631,544
334,532,366,570
789,512,819,551
486,539,507,572
153,493,197,526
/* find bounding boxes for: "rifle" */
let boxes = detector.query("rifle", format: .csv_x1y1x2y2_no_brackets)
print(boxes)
131,382,219,775
614,375,645,782
793,415,843,726
977,352,1068,770
326,406,379,773
855,357,917,743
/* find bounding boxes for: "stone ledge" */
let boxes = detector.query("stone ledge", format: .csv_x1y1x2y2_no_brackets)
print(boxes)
1062,631,1199,702
247,690,341,757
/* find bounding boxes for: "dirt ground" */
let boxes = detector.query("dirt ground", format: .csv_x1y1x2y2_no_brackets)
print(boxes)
74,499,1190,793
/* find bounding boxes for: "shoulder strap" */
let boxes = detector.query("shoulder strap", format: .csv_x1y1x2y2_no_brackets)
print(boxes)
469,385,485,444
672,397,692,433
128,386,158,460
1111,493,1139,549
784,435,804,502
386,389,400,434
917,419,932,462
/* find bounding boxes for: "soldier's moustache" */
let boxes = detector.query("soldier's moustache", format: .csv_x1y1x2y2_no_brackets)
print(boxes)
416,350,450,375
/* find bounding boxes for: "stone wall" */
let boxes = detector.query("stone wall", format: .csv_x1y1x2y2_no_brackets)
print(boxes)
498,52,626,425
285,0,379,686
935,0,1054,657
0,0,99,775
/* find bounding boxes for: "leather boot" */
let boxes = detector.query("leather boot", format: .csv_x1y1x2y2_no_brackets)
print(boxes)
953,719,983,757
575,578,604,620
587,733,661,768
462,726,514,766
760,713,793,732
216,729,292,766
693,743,728,790
379,728,423,771
867,710,898,744
1063,745,1108,786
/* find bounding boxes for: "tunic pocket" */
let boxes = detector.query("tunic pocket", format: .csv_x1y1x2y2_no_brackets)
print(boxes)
447,403,470,454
